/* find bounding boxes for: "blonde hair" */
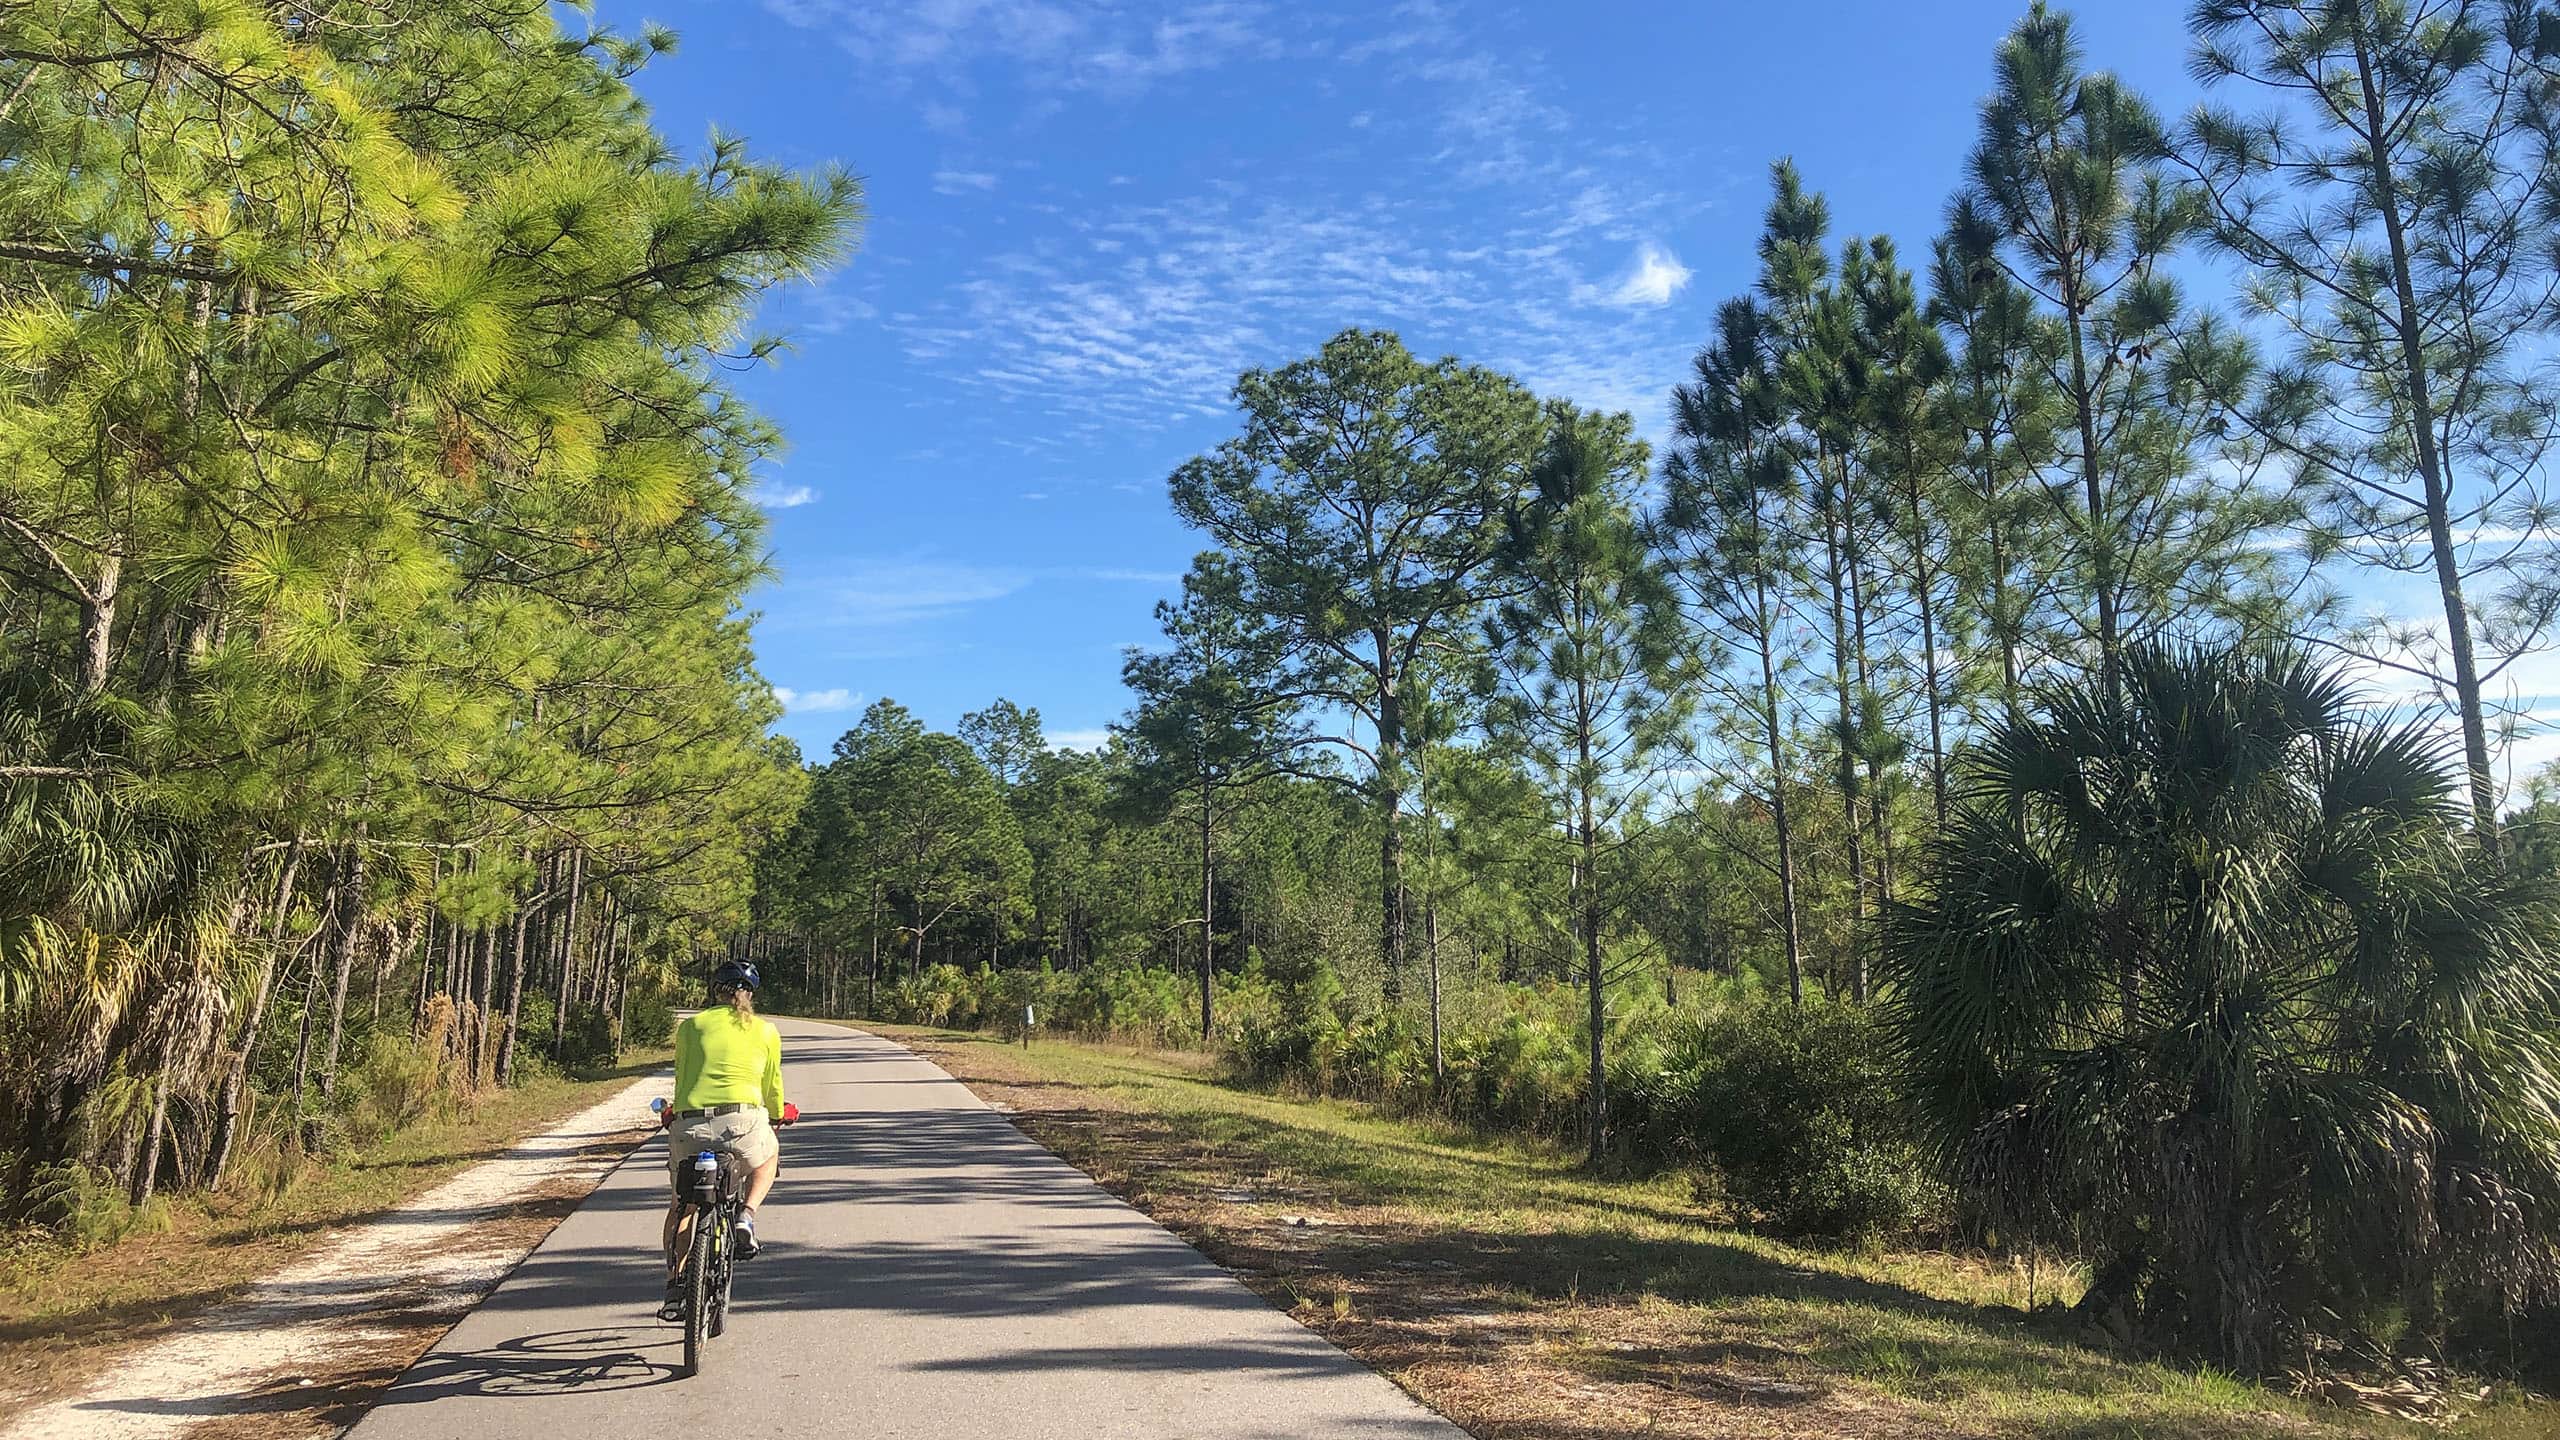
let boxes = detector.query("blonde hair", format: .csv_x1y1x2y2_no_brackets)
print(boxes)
726,985,755,1021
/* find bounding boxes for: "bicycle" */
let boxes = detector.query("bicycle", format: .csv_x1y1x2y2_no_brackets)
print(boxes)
653,1097,797,1376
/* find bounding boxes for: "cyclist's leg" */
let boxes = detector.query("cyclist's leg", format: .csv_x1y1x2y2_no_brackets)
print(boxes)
665,1116,717,1273
744,1152,778,1210
723,1111,780,1214
663,1193,691,1274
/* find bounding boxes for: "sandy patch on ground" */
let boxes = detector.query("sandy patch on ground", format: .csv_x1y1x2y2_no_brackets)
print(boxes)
1,1078,658,1440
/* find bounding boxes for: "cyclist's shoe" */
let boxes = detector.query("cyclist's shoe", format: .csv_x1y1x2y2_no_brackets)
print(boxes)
733,1210,762,1261
657,1274,686,1322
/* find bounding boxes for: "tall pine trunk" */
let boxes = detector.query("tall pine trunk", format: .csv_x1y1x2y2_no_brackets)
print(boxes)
472,922,497,1083
78,549,121,694
1756,573,1807,1004
1198,778,1216,1043
1845,522,1888,1003
1903,473,1952,825
1377,665,1407,1002
2350,19,2500,849
1578,720,1605,1168
1819,478,1868,992
552,849,584,1059
494,886,534,1086
312,840,368,1148
207,840,302,1188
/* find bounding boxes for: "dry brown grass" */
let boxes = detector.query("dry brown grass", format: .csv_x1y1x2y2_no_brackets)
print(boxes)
880,1025,2558,1440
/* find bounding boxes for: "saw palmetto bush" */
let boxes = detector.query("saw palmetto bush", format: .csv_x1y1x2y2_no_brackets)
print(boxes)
1885,644,2560,1372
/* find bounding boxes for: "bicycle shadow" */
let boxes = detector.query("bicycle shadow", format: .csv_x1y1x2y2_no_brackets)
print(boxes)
365,1326,684,1404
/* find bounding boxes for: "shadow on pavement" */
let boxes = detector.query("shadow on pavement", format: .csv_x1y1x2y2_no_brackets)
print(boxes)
366,1327,682,1407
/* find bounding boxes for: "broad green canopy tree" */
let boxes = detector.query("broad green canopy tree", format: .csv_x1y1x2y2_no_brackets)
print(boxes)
1169,327,1543,1003
833,702,1030,971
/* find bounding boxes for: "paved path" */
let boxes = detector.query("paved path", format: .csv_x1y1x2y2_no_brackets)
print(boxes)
346,1018,1462,1439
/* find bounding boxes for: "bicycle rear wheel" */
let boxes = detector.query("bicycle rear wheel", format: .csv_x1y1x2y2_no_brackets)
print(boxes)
683,1211,715,1375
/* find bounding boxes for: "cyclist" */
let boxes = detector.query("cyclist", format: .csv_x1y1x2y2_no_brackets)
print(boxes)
658,959,787,1322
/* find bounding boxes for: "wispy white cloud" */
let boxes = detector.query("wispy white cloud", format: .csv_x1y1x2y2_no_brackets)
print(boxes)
756,483,821,509
774,686,862,713
1601,242,1693,308
893,176,1702,443
1048,726,1113,751
1083,4,1273,92
800,0,1718,457
789,277,878,337
762,0,1283,96
782,558,1030,630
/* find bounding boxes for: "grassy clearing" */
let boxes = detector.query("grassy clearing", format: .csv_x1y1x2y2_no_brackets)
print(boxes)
874,1026,2560,1440
0,1051,667,1403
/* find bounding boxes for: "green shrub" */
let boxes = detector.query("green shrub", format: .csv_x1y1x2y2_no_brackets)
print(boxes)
1230,957,1347,1085
1671,1000,1940,1242
19,1160,166,1246
558,1002,618,1071
624,984,677,1050
513,994,557,1050
1446,1007,1584,1136
1338,1008,1429,1099
348,1031,444,1139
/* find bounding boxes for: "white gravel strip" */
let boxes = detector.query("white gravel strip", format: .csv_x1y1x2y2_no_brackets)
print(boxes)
5,1076,662,1440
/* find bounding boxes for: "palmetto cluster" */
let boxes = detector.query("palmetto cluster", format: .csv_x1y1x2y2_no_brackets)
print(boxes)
1887,645,2560,1368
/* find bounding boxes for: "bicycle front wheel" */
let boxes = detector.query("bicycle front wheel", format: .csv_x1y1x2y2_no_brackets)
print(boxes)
683,1211,715,1375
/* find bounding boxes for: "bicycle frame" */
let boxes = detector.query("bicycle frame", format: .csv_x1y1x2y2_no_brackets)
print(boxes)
653,1095,796,1376
675,1149,743,1375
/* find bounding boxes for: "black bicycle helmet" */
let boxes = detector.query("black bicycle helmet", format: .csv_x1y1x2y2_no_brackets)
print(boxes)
710,959,760,993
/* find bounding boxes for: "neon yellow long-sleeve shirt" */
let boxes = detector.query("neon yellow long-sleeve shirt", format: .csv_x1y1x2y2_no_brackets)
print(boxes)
673,1007,785,1114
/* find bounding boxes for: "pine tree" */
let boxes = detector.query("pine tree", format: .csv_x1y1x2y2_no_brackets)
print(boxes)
2185,0,2560,841
1484,405,1694,1160
1170,328,1543,1003
0,0,856,1191
1928,197,2069,734
1658,298,1812,1003
1120,556,1307,1040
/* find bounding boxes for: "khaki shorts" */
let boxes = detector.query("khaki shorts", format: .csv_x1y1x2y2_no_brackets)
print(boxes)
665,1107,778,1181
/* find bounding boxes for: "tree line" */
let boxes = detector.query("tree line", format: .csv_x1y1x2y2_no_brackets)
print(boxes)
0,2,854,1215
751,1,2560,1379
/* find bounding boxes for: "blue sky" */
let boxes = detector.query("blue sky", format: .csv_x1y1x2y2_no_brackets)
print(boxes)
599,2,2220,757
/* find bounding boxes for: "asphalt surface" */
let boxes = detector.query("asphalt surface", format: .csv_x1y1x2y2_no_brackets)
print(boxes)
344,1018,1463,1439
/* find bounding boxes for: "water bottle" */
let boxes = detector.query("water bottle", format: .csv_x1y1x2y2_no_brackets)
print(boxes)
691,1149,719,1203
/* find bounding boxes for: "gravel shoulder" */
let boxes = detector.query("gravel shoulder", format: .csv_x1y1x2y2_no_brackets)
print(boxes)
0,1076,659,1440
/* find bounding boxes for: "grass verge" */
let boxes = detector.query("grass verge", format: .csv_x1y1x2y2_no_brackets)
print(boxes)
870,1025,2559,1440
0,1051,668,1406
